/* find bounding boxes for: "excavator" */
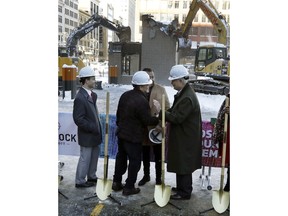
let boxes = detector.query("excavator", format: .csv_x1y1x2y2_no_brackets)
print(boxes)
160,0,230,95
58,13,131,90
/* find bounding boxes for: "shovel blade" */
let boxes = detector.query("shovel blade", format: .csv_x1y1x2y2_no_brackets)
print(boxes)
154,184,171,207
96,179,113,201
212,190,230,214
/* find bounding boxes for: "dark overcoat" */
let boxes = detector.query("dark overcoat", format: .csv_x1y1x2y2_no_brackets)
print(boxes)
165,83,202,174
73,87,102,147
116,88,159,143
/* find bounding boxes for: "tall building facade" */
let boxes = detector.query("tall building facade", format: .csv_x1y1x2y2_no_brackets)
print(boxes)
58,0,80,47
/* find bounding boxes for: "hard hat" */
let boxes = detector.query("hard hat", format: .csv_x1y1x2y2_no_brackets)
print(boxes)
148,128,162,144
77,66,95,78
131,71,153,85
168,65,189,81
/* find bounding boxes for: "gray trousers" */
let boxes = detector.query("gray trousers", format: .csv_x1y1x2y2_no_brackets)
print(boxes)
75,145,100,184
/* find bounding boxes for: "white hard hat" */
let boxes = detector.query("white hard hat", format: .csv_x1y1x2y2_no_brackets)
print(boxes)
77,66,95,78
131,71,153,85
148,128,162,144
168,65,189,81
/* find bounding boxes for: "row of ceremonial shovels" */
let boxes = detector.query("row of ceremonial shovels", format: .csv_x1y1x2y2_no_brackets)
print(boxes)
95,92,229,213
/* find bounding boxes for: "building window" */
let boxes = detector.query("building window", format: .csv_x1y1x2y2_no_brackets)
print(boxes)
226,15,230,23
58,25,62,33
183,1,188,9
65,8,69,15
65,18,69,25
174,1,179,9
70,20,73,26
202,15,206,22
222,1,229,10
58,5,62,13
200,27,206,35
58,15,62,23
65,28,69,33
74,13,78,19
70,11,73,17
174,14,179,20
206,27,213,35
70,1,73,8
192,27,198,35
215,1,219,10
194,14,198,22
168,1,173,8
182,15,186,23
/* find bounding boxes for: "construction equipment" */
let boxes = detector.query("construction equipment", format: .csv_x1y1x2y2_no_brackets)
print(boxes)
180,0,230,94
58,13,131,90
150,0,230,95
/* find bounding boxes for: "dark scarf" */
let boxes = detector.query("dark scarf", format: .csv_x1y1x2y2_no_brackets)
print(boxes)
212,96,229,146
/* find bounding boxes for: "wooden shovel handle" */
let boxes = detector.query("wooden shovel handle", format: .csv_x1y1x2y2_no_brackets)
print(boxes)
161,94,165,183
220,97,229,190
104,91,110,179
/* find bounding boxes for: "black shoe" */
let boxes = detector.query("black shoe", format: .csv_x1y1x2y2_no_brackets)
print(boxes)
171,187,177,192
224,184,230,192
112,182,124,191
87,178,98,183
170,194,190,200
138,176,150,186
122,187,140,196
75,182,95,188
156,178,162,185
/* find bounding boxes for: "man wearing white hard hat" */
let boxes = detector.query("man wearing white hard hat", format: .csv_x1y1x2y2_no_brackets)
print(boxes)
73,66,102,188
159,64,202,200
112,71,160,196
138,68,170,187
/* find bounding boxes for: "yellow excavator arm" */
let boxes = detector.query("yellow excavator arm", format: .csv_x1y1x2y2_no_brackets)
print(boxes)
180,0,229,46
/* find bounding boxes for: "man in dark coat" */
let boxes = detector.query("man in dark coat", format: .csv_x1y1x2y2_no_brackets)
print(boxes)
112,71,160,196
73,66,102,188
161,65,202,200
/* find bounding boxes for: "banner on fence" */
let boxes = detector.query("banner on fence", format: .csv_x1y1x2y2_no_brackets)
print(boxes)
58,112,225,167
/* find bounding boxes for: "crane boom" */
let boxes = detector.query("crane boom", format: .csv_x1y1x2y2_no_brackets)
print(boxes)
179,0,229,47
66,13,131,56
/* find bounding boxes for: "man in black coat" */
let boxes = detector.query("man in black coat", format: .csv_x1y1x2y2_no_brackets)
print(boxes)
161,65,202,200
73,66,102,188
112,71,160,196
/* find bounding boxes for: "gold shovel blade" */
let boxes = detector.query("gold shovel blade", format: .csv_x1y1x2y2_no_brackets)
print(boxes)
212,190,230,213
154,184,171,207
96,179,113,201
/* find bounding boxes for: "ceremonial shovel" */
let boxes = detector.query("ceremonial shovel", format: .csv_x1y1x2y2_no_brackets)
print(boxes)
96,92,113,200
212,96,230,213
154,94,172,207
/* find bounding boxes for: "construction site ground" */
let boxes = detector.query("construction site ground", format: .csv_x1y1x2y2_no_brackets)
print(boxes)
58,155,230,216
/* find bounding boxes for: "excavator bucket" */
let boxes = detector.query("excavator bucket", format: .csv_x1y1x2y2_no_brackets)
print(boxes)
117,27,131,42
